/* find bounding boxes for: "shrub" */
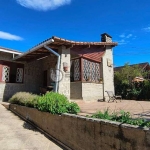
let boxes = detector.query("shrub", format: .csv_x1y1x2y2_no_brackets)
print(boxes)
90,109,150,128
36,92,80,115
9,92,39,107
66,102,80,114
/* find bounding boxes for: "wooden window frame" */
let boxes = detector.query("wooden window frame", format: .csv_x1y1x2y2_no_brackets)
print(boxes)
71,57,101,83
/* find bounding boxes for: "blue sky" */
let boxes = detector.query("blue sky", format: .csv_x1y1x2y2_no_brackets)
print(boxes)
0,0,150,67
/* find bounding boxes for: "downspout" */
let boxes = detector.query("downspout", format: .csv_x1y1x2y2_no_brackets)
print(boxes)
44,45,60,93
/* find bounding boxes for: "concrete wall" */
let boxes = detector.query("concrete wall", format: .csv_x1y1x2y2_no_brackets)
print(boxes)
42,55,57,86
1,83,26,101
70,82,103,101
82,83,103,101
24,60,43,91
102,46,114,101
70,82,82,99
58,46,70,99
9,104,150,150
0,83,5,101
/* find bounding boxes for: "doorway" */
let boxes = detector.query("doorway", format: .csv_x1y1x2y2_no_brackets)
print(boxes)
43,70,47,87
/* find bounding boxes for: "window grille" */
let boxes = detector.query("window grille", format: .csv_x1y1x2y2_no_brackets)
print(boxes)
83,59,100,82
91,62,96,82
2,66,10,82
16,68,23,83
74,59,80,81
72,58,100,83
95,63,100,82
83,59,91,81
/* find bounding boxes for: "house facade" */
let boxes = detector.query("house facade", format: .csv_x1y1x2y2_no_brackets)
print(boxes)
0,33,117,102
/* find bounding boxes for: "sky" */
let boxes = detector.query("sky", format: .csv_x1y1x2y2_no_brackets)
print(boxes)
0,0,150,67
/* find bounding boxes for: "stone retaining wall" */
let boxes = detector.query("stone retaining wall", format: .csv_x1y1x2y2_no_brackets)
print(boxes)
9,104,150,150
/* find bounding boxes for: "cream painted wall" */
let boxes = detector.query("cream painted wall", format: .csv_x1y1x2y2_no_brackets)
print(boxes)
102,46,114,101
58,46,70,99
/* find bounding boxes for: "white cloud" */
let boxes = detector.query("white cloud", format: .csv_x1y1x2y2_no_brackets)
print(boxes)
118,33,134,45
126,34,132,38
16,0,71,11
119,34,125,38
0,31,23,41
118,39,127,45
119,33,132,39
142,27,150,32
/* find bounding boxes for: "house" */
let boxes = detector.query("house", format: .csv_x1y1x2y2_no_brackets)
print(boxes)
0,33,117,102
114,62,150,80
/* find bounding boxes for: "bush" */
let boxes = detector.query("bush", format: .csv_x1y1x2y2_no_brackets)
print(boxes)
36,92,80,115
66,102,80,114
9,92,39,107
90,109,150,128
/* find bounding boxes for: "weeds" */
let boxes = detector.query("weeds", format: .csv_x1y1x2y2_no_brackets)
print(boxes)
90,109,150,128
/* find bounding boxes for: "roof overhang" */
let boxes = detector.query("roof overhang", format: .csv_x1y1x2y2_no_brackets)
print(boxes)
14,36,118,62
0,47,22,55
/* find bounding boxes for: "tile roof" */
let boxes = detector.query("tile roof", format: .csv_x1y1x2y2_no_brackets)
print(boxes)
14,36,117,61
71,46,105,62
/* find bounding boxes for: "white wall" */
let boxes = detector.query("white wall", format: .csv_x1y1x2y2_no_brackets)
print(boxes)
102,46,114,101
82,83,103,101
58,46,71,99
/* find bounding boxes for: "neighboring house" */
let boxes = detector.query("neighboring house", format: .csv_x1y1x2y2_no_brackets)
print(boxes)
0,47,23,101
114,62,150,80
0,33,117,101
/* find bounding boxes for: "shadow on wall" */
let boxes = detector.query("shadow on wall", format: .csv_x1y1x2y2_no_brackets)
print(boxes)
2,83,41,102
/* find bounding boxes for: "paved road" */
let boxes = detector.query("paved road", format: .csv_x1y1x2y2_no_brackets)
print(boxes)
0,104,63,150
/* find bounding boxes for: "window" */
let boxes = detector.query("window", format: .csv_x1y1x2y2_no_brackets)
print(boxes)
2,66,10,82
16,68,23,83
71,58,100,83
0,60,24,83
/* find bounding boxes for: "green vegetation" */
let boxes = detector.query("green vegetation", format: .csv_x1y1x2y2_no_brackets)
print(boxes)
114,63,150,100
9,92,39,107
9,92,80,115
90,109,150,128
66,102,80,114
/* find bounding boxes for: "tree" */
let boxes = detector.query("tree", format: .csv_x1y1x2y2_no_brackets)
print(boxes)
114,63,147,99
115,63,146,85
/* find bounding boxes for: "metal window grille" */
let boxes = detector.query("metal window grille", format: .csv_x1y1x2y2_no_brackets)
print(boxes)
74,59,80,81
16,68,23,83
83,59,91,81
95,63,100,82
2,66,10,82
83,59,100,82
